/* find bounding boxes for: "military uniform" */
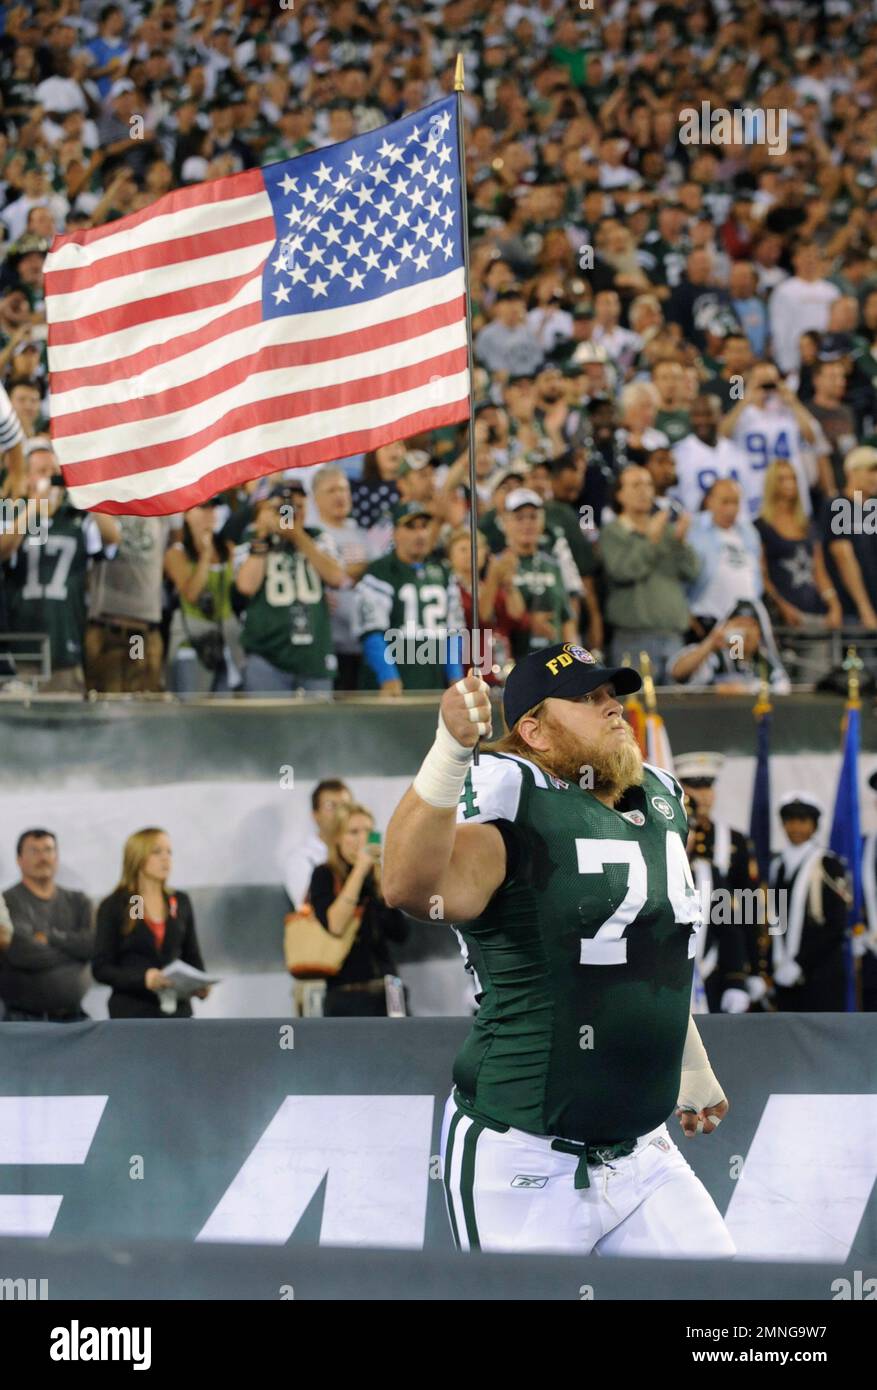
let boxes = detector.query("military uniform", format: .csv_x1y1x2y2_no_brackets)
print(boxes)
769,793,850,1012
676,751,764,1014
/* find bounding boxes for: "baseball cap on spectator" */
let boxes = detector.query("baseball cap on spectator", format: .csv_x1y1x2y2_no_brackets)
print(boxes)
109,80,135,98
843,446,877,476
490,465,529,494
397,450,431,478
269,480,305,501
392,500,430,526
572,342,610,365
24,436,53,457
504,488,544,513
572,302,595,319
817,333,855,361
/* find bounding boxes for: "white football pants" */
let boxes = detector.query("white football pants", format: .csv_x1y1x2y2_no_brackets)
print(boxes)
440,1093,735,1258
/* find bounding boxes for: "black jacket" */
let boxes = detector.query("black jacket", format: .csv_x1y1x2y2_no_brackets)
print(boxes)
308,863,407,987
92,887,205,1019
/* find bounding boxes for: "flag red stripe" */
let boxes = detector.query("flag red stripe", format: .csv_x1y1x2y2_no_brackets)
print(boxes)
52,293,467,434
48,169,266,253
49,301,263,396
61,345,469,486
88,399,470,516
47,262,266,347
45,215,277,297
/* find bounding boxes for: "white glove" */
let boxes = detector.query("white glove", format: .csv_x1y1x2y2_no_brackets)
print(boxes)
720,987,750,1014
851,933,872,960
745,974,768,1002
773,960,803,988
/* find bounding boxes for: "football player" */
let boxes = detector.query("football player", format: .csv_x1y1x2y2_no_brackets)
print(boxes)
383,643,735,1256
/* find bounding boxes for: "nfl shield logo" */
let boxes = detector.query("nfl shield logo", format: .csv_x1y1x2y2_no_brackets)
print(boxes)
622,809,645,827
549,774,569,790
650,1136,671,1153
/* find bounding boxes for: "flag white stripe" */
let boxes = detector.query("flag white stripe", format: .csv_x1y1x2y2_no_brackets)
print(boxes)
67,369,470,508
57,319,467,461
45,191,272,273
51,267,466,402
47,240,274,323
48,275,264,374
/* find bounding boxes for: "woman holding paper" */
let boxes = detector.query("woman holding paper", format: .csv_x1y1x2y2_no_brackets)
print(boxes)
93,828,211,1019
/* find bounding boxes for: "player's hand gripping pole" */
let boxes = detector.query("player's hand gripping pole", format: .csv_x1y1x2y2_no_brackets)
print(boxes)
412,670,492,808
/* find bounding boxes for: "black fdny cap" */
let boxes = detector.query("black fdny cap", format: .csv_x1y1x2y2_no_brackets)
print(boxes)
502,642,642,730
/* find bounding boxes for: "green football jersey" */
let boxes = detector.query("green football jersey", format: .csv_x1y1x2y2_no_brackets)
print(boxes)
355,551,461,690
510,551,572,659
655,408,691,445
238,527,336,678
6,504,101,670
452,752,700,1144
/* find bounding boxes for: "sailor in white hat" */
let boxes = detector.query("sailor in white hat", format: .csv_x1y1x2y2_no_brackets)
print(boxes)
676,752,763,1014
768,792,849,1011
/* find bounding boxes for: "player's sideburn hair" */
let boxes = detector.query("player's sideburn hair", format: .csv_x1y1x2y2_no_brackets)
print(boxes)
482,701,555,775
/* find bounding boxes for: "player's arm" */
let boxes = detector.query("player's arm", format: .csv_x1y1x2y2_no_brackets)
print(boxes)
383,673,506,921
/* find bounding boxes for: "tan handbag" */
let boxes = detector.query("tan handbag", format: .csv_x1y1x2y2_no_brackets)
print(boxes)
284,879,362,979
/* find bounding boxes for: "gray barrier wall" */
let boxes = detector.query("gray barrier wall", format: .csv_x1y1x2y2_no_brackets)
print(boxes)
2,698,876,1017
0,1015,874,1261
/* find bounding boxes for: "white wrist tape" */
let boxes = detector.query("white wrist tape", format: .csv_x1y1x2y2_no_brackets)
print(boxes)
677,1016,726,1113
412,711,475,809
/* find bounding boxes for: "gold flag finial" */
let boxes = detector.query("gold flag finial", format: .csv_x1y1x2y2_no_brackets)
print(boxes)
843,645,863,708
753,655,772,717
454,53,465,91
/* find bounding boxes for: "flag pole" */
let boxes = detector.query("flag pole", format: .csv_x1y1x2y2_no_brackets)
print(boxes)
454,52,482,764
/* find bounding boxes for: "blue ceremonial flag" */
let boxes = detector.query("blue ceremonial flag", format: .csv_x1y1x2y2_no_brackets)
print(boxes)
830,701,863,1010
749,699,773,883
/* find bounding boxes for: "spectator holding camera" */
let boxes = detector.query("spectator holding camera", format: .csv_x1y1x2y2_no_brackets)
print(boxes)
235,481,347,693
93,827,209,1019
0,828,94,1023
3,439,120,691
670,600,790,693
601,464,700,682
165,500,242,693
307,802,407,1017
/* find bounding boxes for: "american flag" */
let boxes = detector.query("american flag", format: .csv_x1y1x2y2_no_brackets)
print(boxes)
45,97,469,516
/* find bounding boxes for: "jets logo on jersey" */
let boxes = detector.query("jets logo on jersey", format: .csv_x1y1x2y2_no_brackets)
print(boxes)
651,796,675,820
621,809,646,827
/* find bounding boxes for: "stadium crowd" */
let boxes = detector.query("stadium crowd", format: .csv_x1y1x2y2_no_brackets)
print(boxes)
2,0,877,697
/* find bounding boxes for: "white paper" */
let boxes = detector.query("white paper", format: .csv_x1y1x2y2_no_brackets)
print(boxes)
161,959,221,998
